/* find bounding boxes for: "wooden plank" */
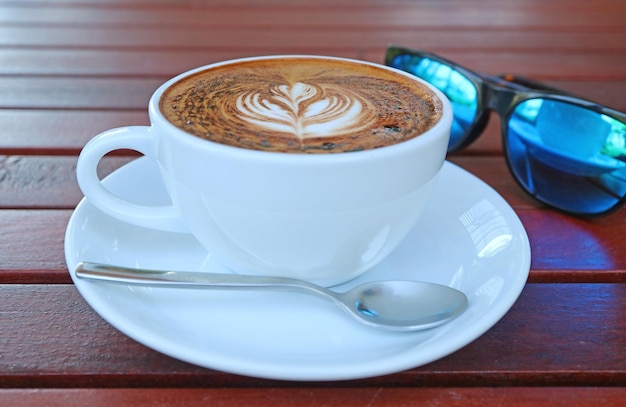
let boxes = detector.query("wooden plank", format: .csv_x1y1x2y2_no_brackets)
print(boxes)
0,151,616,216
0,0,622,7
0,155,545,210
0,156,132,208
0,283,625,387
1,155,625,284
1,156,536,214
0,111,149,154
2,26,625,53
0,110,501,155
0,77,623,111
2,205,626,283
0,77,160,110
547,81,626,110
519,210,626,281
1,387,626,407
2,49,624,80
0,49,362,77
0,211,71,282
1,2,625,29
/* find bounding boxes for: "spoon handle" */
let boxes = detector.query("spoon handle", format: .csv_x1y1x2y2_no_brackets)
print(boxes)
75,262,319,290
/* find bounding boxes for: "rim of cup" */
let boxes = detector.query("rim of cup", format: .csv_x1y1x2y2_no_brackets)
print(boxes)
148,55,453,165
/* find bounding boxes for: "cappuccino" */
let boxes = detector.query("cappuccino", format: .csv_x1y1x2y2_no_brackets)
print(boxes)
160,57,442,153
78,55,452,284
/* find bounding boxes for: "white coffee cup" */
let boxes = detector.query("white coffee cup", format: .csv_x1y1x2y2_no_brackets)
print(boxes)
77,55,452,286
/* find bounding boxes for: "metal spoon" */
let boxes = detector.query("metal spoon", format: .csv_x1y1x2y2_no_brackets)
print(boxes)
75,262,468,332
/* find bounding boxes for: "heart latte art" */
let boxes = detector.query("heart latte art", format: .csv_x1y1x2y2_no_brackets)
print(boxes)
160,58,442,153
236,81,372,139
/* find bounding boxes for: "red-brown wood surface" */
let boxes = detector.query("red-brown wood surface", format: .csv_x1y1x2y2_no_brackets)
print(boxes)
2,283,625,388
1,0,625,405
2,387,626,407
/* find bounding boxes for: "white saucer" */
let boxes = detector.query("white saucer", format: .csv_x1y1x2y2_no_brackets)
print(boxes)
65,157,530,381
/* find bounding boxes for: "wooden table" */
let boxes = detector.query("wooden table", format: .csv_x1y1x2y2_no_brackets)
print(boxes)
1,1,625,405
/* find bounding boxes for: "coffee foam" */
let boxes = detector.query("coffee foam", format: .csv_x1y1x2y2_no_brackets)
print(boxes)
160,58,442,153
235,81,374,139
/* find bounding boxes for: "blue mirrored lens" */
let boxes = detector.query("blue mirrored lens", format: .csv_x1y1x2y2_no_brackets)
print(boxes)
389,54,478,150
507,98,626,215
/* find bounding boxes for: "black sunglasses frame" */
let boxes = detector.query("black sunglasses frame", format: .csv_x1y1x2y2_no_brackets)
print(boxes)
385,45,626,217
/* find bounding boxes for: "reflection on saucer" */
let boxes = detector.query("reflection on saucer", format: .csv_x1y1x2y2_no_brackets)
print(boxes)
509,119,625,177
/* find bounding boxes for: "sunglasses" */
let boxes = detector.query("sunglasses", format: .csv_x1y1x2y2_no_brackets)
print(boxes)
385,46,626,217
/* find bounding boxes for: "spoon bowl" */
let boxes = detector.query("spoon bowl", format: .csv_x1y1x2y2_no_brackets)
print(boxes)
339,280,468,331
75,262,468,332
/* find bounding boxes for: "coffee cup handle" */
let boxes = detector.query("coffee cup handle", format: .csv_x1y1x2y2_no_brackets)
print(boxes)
76,126,189,233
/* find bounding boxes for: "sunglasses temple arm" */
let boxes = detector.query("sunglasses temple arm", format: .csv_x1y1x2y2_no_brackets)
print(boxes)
497,74,573,95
